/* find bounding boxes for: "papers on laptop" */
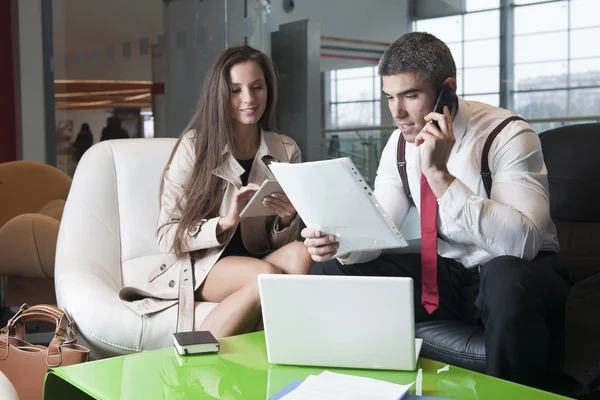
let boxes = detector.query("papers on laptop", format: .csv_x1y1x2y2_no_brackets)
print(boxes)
268,157,408,256
277,371,413,400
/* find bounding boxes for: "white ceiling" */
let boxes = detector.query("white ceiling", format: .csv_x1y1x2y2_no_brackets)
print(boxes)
52,0,164,54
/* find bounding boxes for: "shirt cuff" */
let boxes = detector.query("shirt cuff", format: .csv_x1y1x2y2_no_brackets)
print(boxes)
337,251,359,265
438,178,474,220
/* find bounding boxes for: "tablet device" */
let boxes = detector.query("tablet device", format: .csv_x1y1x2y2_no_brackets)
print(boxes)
239,179,285,218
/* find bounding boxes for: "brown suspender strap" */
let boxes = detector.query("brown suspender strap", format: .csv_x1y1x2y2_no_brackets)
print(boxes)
396,133,412,200
396,115,526,200
480,116,525,198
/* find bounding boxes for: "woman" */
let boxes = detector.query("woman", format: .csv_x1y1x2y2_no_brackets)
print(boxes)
120,46,312,338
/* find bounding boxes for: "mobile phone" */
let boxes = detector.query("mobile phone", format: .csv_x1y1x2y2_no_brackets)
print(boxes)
432,85,457,128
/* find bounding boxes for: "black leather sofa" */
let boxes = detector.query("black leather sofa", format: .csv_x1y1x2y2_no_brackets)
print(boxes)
415,122,600,399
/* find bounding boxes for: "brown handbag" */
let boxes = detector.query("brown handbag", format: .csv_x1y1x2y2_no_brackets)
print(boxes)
0,304,90,400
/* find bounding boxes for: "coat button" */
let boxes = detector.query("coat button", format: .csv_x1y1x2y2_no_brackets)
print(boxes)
160,264,166,271
168,280,175,288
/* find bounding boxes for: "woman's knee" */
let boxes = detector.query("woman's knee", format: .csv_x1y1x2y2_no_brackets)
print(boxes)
288,241,312,259
251,260,283,276
285,241,314,273
238,261,282,299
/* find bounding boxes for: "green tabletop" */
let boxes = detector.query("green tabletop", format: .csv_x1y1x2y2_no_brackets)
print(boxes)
44,331,570,399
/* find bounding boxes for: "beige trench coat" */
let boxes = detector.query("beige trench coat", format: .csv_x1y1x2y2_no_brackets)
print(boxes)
119,129,301,331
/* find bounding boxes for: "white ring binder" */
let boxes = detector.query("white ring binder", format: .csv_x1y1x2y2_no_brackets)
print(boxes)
268,157,408,255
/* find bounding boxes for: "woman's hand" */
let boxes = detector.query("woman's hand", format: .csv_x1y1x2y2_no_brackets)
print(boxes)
218,184,260,233
263,193,297,228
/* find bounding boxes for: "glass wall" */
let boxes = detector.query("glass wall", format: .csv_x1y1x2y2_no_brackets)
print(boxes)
324,66,387,184
51,0,163,176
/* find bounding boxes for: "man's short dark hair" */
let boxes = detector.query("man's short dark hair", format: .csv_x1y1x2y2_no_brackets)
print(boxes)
378,32,456,90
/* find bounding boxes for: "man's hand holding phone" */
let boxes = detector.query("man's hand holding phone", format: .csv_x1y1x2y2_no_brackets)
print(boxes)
415,85,458,197
301,227,340,262
415,104,455,177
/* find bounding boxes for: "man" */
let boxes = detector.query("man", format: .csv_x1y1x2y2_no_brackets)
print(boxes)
304,32,569,389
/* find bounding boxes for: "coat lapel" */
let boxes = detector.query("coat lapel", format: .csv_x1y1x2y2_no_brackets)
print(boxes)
211,129,289,187
212,144,244,188
248,129,288,183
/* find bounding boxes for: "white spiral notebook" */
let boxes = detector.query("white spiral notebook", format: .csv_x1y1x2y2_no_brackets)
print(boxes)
268,157,408,256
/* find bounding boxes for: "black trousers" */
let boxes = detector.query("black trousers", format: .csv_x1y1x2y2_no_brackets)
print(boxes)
311,252,571,389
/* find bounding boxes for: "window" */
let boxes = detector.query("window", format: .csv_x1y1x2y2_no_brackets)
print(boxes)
411,0,600,132
415,8,501,107
513,0,600,127
328,66,381,128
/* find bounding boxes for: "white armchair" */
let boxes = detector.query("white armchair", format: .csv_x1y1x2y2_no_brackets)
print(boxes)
55,139,217,359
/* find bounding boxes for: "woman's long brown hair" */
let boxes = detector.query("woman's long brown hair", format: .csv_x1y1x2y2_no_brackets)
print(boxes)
160,45,278,258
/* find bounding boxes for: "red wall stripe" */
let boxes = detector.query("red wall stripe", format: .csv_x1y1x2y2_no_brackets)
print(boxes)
152,82,165,95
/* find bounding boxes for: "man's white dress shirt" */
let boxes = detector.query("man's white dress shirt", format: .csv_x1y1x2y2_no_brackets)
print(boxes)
341,97,560,268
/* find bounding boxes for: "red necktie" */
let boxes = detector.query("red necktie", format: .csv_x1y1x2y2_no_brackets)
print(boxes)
420,173,439,314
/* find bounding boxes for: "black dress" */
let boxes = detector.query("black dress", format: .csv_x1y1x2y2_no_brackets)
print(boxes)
218,158,260,259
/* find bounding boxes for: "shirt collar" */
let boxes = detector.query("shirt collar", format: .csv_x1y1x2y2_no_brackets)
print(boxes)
452,95,470,144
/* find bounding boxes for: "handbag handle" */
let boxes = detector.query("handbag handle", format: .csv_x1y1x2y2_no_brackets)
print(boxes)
0,304,80,366
0,304,78,362
20,304,76,342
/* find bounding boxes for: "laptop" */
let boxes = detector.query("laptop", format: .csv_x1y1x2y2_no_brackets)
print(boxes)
258,274,422,371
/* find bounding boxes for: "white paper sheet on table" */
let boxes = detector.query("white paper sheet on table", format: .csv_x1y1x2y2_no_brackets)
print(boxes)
280,371,414,400
269,157,408,256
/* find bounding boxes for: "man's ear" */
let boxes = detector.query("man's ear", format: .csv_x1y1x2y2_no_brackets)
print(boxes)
442,77,457,93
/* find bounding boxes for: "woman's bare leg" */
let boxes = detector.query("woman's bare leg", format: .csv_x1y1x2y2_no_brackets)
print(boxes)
196,241,313,337
197,257,281,338
252,241,313,331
